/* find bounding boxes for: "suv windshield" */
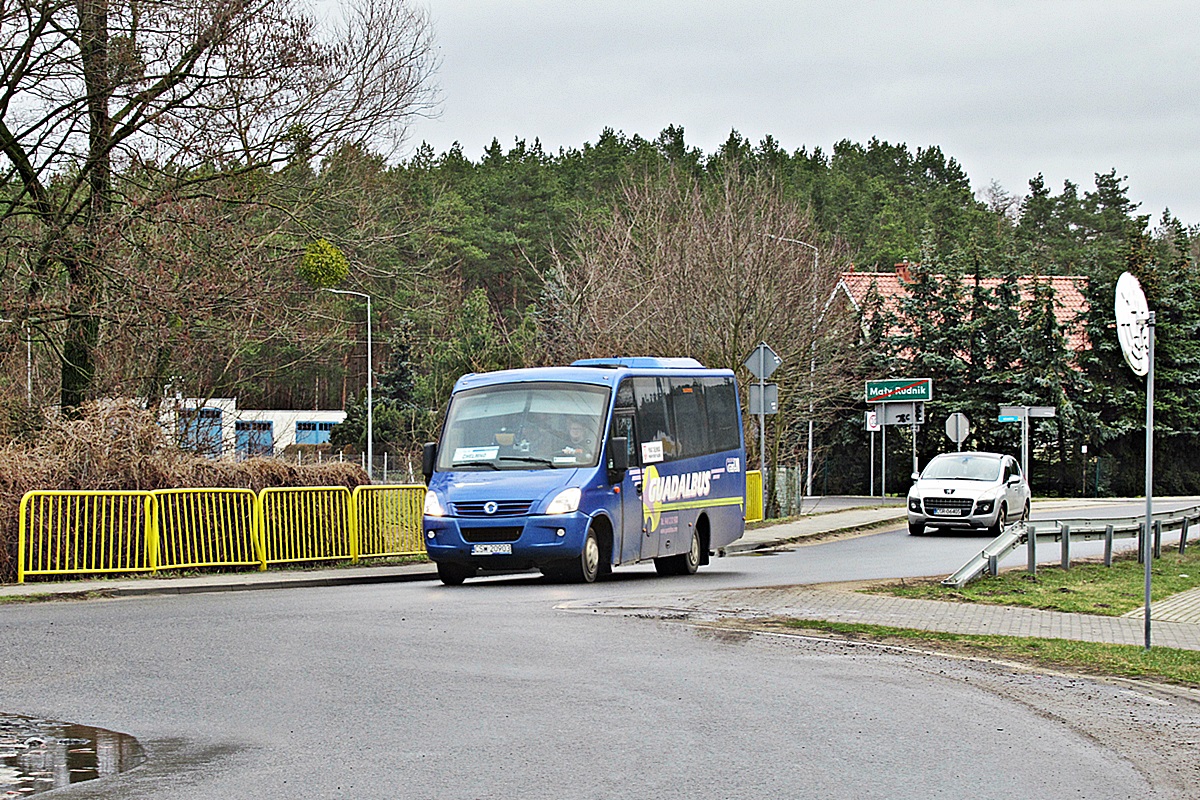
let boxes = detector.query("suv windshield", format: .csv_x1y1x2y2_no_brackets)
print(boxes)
436,382,610,470
921,455,1001,482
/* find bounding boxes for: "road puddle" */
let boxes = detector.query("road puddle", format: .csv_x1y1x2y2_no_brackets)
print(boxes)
1,713,143,795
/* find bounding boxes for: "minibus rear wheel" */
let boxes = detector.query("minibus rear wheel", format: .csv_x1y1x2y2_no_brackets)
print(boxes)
654,528,701,576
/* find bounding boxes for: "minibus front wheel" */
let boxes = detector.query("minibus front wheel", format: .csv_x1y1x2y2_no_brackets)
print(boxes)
437,561,477,586
543,528,600,583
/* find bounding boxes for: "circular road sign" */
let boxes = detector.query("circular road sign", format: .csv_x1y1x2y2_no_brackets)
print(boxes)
1115,272,1150,377
945,412,970,445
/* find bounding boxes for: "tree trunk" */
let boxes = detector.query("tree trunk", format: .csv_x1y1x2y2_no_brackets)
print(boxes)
61,0,114,410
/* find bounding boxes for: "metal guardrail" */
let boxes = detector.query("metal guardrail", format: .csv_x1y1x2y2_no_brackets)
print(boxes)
943,503,1200,588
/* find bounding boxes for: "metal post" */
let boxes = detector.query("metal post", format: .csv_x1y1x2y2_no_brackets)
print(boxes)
365,293,373,482
881,410,887,501
1181,518,1190,555
762,234,817,496
869,430,875,498
1104,524,1114,567
321,288,374,480
1060,524,1071,570
759,363,766,516
1021,414,1030,495
1153,520,1162,560
1143,311,1155,651
1027,522,1037,575
806,359,815,498
911,419,918,477
25,323,31,405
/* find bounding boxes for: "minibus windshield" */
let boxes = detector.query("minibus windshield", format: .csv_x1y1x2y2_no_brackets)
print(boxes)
437,382,610,470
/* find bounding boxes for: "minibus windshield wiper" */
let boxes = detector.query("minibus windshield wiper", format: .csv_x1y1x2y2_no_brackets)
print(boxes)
453,461,500,470
499,456,555,467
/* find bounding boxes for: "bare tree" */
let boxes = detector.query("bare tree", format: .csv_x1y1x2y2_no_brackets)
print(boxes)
0,0,437,408
543,163,864,482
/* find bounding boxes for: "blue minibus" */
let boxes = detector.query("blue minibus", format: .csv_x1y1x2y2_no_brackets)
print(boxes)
421,357,747,585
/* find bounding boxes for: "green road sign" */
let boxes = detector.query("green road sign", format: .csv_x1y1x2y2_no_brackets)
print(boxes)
865,378,933,403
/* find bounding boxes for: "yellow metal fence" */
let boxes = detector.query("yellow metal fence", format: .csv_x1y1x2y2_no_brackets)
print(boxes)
745,470,764,523
155,488,260,571
20,491,158,581
16,484,427,583
259,486,353,565
354,485,427,558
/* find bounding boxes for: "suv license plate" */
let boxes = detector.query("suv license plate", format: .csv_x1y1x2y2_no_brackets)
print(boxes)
471,543,512,556
933,508,961,516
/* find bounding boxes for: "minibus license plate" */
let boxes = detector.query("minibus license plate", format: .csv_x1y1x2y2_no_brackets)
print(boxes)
471,543,512,556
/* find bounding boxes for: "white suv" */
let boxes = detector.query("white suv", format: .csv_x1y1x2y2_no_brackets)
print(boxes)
907,452,1030,536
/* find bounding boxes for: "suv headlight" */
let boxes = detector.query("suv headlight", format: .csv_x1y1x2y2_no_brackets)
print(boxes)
974,498,995,514
546,487,582,515
908,496,922,512
423,490,446,517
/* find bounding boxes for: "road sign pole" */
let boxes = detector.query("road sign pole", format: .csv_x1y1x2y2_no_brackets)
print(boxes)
1021,415,1029,490
881,405,887,501
869,430,875,498
911,420,918,477
1144,312,1156,650
759,366,766,516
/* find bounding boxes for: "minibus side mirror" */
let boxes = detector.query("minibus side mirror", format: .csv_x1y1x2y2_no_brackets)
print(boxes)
607,437,629,483
422,442,437,484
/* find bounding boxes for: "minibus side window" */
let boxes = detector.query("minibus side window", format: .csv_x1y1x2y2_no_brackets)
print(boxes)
668,378,709,459
702,377,741,452
633,377,675,463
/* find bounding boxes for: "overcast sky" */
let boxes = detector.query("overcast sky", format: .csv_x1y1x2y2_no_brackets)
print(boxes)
399,1,1200,227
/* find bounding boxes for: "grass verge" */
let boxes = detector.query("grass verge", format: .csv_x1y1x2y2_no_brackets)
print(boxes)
775,618,1200,686
869,547,1200,616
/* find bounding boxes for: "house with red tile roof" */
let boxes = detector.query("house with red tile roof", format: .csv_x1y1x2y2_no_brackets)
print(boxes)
832,264,1090,352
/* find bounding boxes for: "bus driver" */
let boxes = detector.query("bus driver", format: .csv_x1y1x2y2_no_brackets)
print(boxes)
559,419,595,460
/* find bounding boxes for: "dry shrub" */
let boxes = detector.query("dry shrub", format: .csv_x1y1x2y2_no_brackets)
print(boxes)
0,401,370,582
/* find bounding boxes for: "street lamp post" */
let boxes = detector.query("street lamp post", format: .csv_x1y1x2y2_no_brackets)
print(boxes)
764,234,819,497
322,289,373,480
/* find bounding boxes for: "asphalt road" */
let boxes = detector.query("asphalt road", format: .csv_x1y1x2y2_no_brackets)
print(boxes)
4,511,1194,799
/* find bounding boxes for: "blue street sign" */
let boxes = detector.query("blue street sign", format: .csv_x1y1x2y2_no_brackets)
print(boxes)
998,415,1020,423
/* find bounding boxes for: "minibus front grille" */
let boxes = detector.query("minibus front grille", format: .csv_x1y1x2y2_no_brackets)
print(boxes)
453,501,534,517
461,526,523,543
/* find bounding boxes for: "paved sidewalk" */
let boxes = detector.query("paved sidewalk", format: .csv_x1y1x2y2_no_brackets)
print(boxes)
563,583,1200,651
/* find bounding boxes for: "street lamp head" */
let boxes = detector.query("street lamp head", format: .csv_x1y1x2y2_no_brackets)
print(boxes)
320,288,369,300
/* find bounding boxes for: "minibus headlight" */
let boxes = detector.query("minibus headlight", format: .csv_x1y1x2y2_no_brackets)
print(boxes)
424,490,446,517
546,487,582,515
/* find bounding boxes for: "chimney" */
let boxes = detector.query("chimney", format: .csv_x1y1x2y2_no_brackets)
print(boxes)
895,261,911,283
